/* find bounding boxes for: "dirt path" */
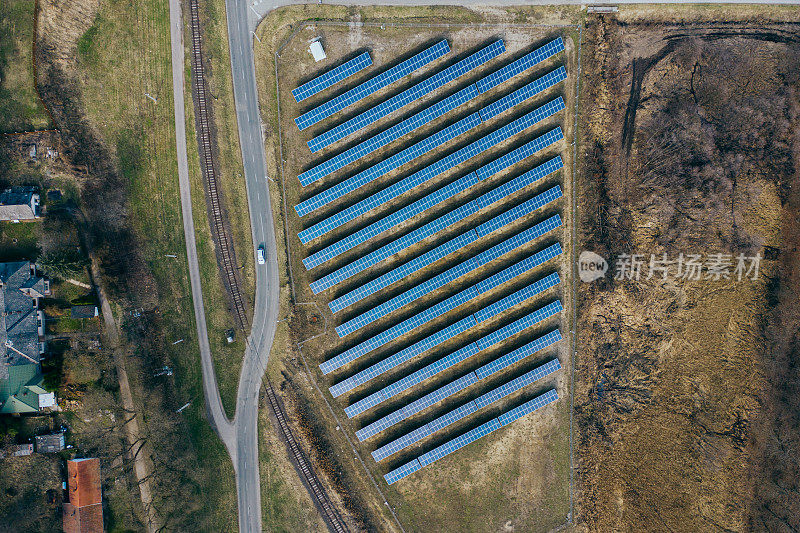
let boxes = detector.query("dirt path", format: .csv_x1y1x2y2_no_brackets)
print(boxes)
91,260,161,533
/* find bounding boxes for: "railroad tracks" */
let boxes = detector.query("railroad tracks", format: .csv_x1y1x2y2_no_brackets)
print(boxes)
186,0,248,329
265,381,349,533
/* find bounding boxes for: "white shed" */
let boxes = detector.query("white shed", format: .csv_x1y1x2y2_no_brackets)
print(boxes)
309,38,327,62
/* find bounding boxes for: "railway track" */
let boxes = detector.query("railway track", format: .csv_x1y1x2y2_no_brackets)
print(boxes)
265,381,349,533
186,0,248,329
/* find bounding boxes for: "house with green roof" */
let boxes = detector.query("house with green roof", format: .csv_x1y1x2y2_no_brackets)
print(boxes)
0,261,54,414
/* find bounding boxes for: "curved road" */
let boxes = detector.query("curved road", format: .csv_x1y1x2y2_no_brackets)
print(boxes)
171,0,800,532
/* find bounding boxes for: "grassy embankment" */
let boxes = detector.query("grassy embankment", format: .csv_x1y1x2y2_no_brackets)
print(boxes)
0,0,50,132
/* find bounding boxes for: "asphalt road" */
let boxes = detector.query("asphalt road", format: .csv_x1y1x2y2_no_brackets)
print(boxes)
175,0,800,532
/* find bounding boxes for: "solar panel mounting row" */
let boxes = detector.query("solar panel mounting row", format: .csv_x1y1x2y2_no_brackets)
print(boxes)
476,37,564,94
327,156,564,314
302,117,564,271
332,272,560,399
334,186,562,338
306,40,505,154
292,52,372,103
384,389,558,484
343,249,562,419
295,40,450,131
372,358,561,462
319,215,563,375
353,300,562,440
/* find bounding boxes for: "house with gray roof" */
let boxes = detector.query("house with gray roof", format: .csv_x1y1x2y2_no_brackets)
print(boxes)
0,262,53,414
0,186,40,222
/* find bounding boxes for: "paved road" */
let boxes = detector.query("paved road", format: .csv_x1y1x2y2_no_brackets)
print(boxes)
174,0,800,532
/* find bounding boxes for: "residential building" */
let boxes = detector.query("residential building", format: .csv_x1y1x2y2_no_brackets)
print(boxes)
63,458,104,533
35,431,66,453
0,261,53,414
0,186,40,222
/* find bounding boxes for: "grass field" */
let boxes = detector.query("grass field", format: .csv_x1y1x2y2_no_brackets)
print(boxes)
0,0,50,132
254,6,581,531
35,0,240,527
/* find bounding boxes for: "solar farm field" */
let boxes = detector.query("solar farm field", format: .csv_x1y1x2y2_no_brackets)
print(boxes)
261,18,579,532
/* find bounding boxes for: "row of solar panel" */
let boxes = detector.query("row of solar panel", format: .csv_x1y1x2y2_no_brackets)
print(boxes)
332,270,560,399
353,300,562,440
319,213,562,375
327,155,563,314
300,52,565,194
302,116,563,271
292,52,373,103
384,388,558,484
296,89,563,228
334,186,562,338
295,40,450,131
305,40,505,155
343,248,562,419
308,37,563,154
372,357,561,461
308,142,564,296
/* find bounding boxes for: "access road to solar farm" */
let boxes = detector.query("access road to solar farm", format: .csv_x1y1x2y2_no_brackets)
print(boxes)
260,16,581,533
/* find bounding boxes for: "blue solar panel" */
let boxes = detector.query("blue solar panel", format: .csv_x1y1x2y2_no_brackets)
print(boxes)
329,230,478,314
476,37,564,94
474,272,560,323
384,458,421,484
331,316,476,398
476,121,564,180
498,389,558,426
475,156,563,209
418,418,502,467
296,113,481,217
307,40,505,153
480,66,566,121
296,85,564,218
295,40,449,130
474,361,561,408
476,188,562,239
299,86,480,194
320,289,478,375
346,343,479,418
292,52,372,103
476,300,562,351
476,333,561,379
305,172,480,270
373,360,560,461
384,389,557,483
310,201,481,294
335,208,560,339
476,214,562,269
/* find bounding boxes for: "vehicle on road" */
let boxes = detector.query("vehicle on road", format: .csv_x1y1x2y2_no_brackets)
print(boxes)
257,244,265,264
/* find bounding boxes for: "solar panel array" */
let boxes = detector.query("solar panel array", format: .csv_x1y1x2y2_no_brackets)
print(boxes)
288,36,569,484
302,122,563,271
292,52,373,103
306,40,505,154
295,40,450,131
384,389,558,484
343,265,562,418
319,216,563,375
357,326,562,442
334,188,562,338
332,274,561,400
327,157,564,314
372,358,561,461
476,37,564,93
352,301,562,440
